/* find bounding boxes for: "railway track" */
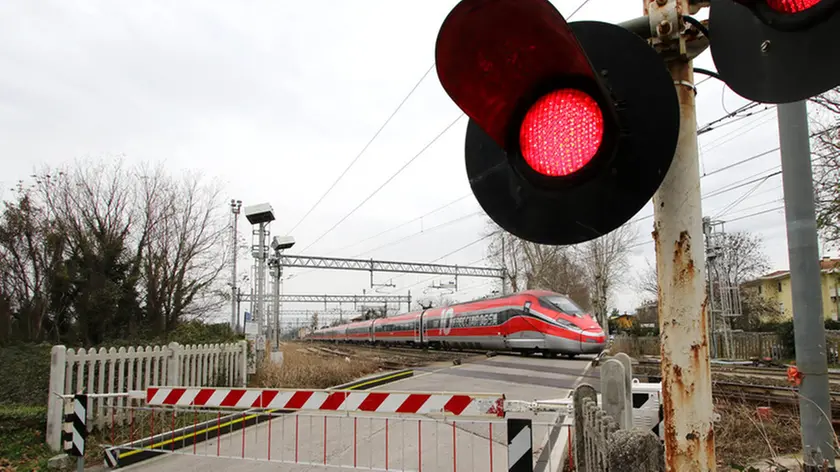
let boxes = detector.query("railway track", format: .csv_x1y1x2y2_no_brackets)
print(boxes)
713,380,840,416
636,358,840,383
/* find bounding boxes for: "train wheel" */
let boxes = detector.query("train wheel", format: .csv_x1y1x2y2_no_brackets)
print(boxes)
565,353,578,359
544,352,558,359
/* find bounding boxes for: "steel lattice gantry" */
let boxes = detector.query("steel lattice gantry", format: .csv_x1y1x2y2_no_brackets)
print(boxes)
277,254,505,279
238,293,412,311
238,293,410,304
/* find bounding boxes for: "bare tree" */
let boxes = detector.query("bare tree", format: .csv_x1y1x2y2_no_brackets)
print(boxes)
0,184,65,342
634,259,659,301
486,225,525,293
810,88,840,249
521,243,591,309
138,167,229,333
0,158,230,345
575,224,637,331
415,294,457,310
36,161,140,345
485,220,591,309
708,231,771,288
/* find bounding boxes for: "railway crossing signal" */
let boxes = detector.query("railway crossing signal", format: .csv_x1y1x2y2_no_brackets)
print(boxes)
709,0,840,103
435,0,679,245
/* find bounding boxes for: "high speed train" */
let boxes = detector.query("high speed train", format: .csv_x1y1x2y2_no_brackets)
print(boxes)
307,290,606,357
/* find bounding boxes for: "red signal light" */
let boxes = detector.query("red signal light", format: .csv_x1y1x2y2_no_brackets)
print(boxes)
766,0,821,12
519,89,604,177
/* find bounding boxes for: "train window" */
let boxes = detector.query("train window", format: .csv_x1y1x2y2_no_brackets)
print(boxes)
540,295,585,317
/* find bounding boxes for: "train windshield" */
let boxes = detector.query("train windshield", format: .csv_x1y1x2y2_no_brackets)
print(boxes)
540,295,585,317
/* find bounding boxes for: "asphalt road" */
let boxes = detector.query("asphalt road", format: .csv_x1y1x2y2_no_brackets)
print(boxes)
118,353,596,472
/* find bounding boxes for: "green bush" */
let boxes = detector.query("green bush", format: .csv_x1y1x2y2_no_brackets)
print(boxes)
0,344,52,407
775,321,796,358
162,320,242,345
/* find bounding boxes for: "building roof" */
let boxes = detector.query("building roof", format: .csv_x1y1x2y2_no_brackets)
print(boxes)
748,257,840,283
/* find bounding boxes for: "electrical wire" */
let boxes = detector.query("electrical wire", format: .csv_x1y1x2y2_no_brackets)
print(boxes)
352,210,483,258
288,63,436,234
712,174,772,218
325,194,471,256
567,0,595,19
725,206,785,223
299,113,465,253
693,68,721,82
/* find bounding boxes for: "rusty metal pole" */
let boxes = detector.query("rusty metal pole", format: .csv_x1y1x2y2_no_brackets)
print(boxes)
648,0,716,470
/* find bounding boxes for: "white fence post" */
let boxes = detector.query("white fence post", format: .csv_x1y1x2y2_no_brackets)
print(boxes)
46,345,67,451
45,339,248,449
166,342,182,386
239,340,248,387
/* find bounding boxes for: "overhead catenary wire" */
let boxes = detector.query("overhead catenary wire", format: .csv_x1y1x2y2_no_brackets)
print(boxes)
288,63,436,234
299,113,466,253
325,194,472,256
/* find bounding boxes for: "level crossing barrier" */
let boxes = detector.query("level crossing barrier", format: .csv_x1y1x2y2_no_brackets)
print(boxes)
76,385,580,472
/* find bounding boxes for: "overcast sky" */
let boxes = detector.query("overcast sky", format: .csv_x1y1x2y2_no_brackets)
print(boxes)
2,0,835,325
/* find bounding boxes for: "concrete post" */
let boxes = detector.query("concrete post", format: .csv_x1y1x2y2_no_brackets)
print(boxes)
613,352,634,429
778,101,836,470
46,345,67,451
601,359,630,430
573,384,598,471
608,429,665,472
165,342,181,386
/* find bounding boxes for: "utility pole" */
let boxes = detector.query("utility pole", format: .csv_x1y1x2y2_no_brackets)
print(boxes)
230,199,242,332
703,217,719,359
254,221,268,359
649,0,715,469
244,203,275,364
778,100,835,470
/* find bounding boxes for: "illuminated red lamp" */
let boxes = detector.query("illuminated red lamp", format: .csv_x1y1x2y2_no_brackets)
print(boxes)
519,89,604,177
766,0,821,12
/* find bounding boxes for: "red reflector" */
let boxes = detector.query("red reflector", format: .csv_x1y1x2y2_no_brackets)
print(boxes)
519,89,604,177
765,0,821,12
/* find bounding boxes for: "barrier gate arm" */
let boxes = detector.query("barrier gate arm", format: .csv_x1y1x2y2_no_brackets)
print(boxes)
144,386,508,418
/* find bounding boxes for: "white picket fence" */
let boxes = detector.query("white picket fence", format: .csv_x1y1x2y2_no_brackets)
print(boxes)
45,340,248,451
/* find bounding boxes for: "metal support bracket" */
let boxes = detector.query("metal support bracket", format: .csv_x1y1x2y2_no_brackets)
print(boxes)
647,0,709,62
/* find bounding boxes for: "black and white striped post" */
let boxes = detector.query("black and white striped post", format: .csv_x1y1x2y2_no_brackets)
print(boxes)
507,418,533,472
63,394,87,472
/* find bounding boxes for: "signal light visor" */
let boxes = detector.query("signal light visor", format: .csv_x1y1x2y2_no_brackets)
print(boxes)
519,89,604,177
765,0,821,12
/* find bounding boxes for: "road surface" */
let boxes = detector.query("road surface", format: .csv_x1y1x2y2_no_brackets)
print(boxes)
119,353,596,472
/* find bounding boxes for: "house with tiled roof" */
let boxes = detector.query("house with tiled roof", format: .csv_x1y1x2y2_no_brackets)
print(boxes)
742,257,840,321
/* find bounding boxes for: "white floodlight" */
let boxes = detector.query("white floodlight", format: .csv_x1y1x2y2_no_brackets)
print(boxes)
244,203,275,225
271,235,295,251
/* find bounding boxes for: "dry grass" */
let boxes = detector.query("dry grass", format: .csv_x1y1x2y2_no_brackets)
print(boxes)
715,399,803,470
254,343,382,389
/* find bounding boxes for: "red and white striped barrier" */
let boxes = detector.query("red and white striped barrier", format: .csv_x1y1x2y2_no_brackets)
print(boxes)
146,387,506,417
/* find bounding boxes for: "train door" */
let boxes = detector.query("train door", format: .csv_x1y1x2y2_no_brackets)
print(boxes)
414,313,423,344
